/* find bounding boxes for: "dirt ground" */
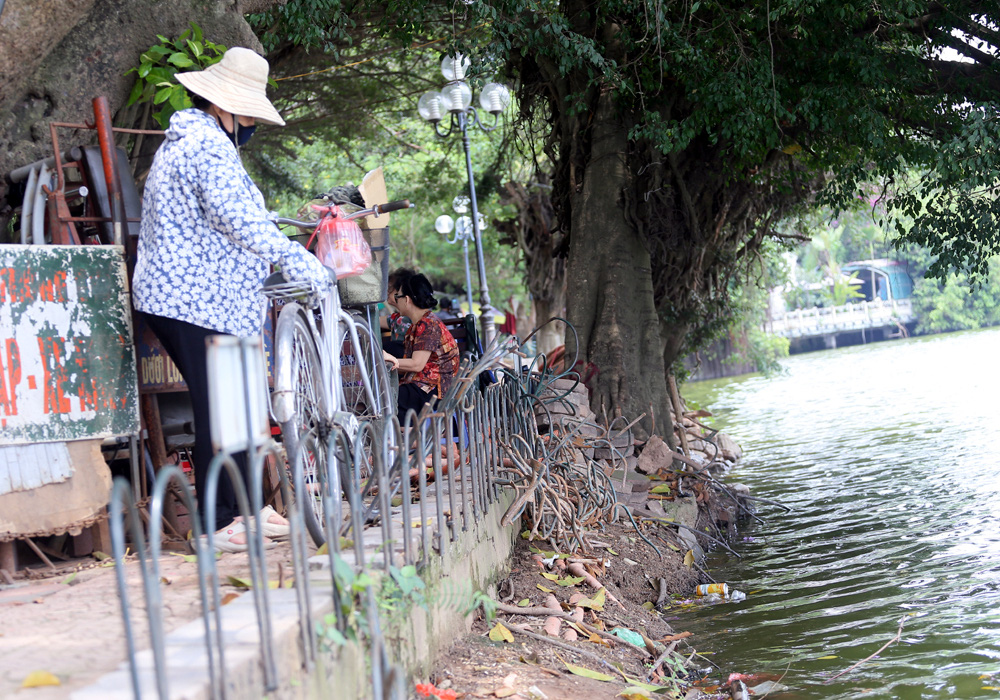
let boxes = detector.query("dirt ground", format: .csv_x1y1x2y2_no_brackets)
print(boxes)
423,510,739,700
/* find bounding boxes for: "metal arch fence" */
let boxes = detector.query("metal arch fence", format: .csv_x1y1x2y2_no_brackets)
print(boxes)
106,335,537,699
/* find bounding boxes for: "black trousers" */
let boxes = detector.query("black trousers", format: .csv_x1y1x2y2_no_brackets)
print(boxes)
141,313,249,532
397,382,434,424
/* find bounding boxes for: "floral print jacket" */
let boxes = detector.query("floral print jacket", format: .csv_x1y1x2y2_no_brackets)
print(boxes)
133,109,330,336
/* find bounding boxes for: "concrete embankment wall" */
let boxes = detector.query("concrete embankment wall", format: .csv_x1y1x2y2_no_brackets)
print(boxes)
287,489,518,699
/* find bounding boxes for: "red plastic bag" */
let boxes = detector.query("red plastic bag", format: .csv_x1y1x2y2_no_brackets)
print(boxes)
311,205,371,279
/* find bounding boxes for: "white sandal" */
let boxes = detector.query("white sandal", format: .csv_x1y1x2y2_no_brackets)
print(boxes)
211,520,278,553
251,505,290,540
213,520,251,553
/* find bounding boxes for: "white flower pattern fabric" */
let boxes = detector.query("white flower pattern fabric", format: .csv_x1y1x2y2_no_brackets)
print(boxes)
134,108,330,336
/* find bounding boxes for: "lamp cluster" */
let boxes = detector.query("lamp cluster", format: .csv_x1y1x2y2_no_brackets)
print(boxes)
435,196,487,244
417,55,511,124
417,54,510,344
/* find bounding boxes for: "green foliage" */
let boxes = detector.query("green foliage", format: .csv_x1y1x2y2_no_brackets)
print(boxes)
431,579,497,623
382,564,428,613
892,234,1000,335
248,0,356,55
888,110,1000,281
824,272,865,307
235,0,1000,395
125,24,226,129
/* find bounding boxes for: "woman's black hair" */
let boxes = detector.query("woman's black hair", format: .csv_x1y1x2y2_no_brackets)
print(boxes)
187,90,211,110
397,271,438,310
388,267,416,293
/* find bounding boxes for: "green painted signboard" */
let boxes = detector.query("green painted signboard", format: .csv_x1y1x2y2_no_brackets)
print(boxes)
0,245,140,444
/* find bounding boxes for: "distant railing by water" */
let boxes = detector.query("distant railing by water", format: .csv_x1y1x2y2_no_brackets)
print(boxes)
766,298,915,339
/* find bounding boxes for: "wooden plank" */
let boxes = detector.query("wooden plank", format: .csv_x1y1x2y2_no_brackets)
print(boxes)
0,541,15,574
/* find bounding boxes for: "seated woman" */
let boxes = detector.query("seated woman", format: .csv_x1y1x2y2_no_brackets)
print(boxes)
382,270,460,422
380,267,412,357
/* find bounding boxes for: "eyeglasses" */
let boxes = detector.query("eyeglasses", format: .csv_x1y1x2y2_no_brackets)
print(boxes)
392,292,405,302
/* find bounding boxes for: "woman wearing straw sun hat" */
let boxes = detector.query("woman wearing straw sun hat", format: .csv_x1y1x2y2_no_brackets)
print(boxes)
134,47,327,552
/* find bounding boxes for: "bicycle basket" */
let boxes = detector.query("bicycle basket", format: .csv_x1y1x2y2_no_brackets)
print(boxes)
338,226,390,305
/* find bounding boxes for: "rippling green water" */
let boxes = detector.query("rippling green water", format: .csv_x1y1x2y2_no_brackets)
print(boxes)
682,328,1000,699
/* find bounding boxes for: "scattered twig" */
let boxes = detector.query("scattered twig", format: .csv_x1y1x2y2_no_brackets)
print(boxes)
612,412,646,440
506,623,629,675
494,602,646,654
826,615,908,683
22,538,56,570
667,375,689,456
640,516,742,559
646,640,682,682
691,560,717,583
655,577,669,609
740,494,792,512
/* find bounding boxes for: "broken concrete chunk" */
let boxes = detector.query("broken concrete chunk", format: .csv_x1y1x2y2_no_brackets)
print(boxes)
636,434,673,474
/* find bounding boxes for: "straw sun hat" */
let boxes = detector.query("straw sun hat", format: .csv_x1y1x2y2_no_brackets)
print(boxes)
175,47,285,126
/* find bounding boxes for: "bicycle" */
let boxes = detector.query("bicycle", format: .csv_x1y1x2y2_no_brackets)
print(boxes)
262,199,412,545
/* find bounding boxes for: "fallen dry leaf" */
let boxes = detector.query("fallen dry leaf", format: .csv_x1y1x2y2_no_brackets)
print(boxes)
489,622,515,643
22,670,61,688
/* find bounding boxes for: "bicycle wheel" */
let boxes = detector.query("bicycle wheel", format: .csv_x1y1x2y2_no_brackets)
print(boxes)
272,303,329,545
338,313,400,492
340,313,395,436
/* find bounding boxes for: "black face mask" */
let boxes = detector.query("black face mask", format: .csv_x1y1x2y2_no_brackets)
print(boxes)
224,120,256,147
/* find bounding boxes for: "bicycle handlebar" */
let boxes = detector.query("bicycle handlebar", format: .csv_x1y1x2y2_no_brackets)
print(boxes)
272,199,413,230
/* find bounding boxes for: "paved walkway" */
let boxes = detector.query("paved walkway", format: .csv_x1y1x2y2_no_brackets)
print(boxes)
0,481,482,699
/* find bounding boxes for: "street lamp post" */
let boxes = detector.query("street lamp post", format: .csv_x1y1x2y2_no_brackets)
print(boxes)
418,54,510,345
435,196,486,317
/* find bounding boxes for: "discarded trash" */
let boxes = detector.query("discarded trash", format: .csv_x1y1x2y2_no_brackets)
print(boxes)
695,583,729,597
611,627,646,648
694,583,746,602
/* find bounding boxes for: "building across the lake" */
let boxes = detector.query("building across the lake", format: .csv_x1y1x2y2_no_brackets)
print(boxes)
768,259,917,353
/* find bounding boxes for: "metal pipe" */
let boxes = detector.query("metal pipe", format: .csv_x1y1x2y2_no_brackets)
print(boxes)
7,148,82,184
93,96,125,246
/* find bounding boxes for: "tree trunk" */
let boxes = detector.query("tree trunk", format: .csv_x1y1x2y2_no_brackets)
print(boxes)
565,90,668,438
0,0,266,218
531,297,564,357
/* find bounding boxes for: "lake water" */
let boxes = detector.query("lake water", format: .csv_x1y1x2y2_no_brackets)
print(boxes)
682,327,1000,699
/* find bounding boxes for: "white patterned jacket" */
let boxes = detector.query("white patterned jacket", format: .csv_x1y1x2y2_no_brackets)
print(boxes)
133,108,329,336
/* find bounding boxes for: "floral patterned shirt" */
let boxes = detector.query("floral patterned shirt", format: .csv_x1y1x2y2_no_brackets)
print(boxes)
133,109,330,336
402,313,460,397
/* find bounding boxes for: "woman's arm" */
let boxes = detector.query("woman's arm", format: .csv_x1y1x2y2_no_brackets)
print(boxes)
382,350,399,370
393,350,431,374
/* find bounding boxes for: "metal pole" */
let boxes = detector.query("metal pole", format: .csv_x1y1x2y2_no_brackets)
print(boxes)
461,237,474,314
93,96,125,247
458,112,495,345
